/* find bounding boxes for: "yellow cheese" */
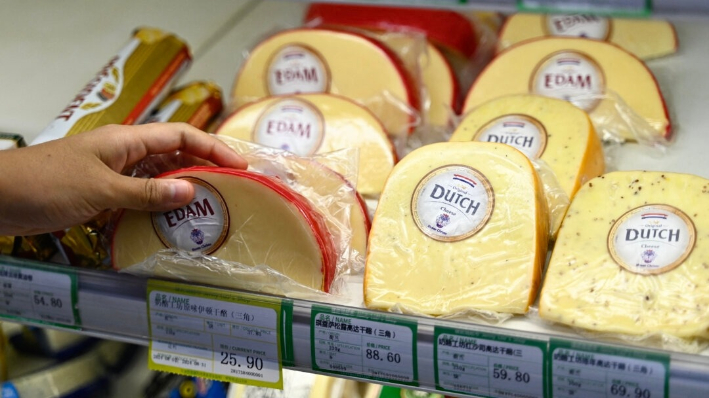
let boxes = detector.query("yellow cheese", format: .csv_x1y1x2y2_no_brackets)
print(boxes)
540,171,709,339
463,37,671,142
112,167,337,292
231,28,418,137
450,94,604,237
216,94,396,196
364,142,548,315
498,14,677,60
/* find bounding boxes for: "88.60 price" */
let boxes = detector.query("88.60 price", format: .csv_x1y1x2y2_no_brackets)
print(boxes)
219,352,263,370
365,349,401,363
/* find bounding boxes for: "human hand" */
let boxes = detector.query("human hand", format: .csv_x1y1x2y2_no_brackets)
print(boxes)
0,123,247,236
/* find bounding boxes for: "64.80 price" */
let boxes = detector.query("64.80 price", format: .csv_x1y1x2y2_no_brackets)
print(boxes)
493,368,531,384
610,383,652,398
33,295,62,308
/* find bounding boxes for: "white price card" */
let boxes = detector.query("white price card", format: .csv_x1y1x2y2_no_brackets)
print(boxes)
549,339,669,398
434,326,548,398
310,305,418,386
147,280,286,389
0,261,80,328
518,0,650,15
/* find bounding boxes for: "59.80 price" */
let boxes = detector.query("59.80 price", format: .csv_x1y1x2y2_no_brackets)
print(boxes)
610,384,652,398
219,353,264,370
493,368,531,384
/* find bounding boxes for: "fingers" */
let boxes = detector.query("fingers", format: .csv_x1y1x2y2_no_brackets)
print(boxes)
110,174,196,212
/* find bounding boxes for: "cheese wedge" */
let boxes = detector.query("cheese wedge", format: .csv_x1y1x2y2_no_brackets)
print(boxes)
216,94,396,196
498,14,678,60
231,28,418,137
540,171,709,339
451,95,605,236
112,167,337,292
364,142,548,315
463,37,671,142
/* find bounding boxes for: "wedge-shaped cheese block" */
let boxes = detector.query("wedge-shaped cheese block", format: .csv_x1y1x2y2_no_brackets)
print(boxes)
463,37,671,142
231,28,418,137
498,14,678,60
216,94,396,196
112,167,337,292
451,95,605,236
540,171,709,339
364,142,549,315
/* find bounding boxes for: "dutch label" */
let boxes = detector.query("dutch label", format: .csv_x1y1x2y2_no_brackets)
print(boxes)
474,115,548,159
531,51,605,112
545,14,611,40
411,165,494,242
608,204,695,275
253,98,325,155
267,45,329,95
152,177,230,254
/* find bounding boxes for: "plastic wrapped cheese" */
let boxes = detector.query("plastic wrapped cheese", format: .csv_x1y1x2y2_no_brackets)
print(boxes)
364,142,549,316
112,167,338,292
451,94,604,237
540,171,709,340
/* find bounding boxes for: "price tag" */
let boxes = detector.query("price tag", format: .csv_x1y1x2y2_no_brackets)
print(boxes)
0,261,80,328
310,305,418,386
518,0,651,16
434,326,547,398
147,280,285,389
549,338,669,398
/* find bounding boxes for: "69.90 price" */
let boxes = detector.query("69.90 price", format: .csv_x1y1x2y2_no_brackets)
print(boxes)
610,384,652,398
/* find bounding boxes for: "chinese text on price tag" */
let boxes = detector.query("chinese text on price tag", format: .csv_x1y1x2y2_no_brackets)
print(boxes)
147,280,283,388
435,326,547,398
0,262,79,328
550,339,669,398
311,305,418,386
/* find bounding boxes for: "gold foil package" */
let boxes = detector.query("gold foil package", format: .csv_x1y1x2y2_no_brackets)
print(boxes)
144,81,223,130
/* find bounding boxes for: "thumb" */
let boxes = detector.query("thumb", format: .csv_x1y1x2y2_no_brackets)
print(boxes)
112,176,195,212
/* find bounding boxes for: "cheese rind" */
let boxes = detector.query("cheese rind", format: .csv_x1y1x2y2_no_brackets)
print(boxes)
451,95,604,237
364,142,548,315
498,14,678,60
112,167,337,292
540,171,709,339
231,28,418,137
463,37,671,142
216,94,396,196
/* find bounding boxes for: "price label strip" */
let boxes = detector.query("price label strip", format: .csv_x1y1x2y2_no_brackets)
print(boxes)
311,305,418,386
0,260,80,328
518,0,651,16
434,326,548,398
549,338,669,398
147,280,286,389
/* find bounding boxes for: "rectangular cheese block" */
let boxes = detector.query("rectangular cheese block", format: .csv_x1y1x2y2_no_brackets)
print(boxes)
540,171,709,339
364,142,548,315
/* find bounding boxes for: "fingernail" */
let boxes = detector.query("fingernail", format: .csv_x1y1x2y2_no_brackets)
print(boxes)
168,179,194,203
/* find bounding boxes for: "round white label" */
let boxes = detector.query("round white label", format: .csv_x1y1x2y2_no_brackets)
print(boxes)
152,177,230,254
608,204,695,275
546,14,611,40
473,115,548,159
267,45,329,95
531,51,605,112
253,98,325,156
411,165,494,242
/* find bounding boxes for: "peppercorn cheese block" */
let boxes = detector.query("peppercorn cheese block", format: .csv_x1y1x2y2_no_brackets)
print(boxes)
451,95,605,236
112,167,337,292
364,142,549,315
216,94,396,196
463,38,671,142
498,14,677,60
231,28,418,137
540,171,709,339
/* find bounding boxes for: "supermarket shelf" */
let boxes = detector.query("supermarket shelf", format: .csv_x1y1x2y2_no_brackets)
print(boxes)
4,255,709,397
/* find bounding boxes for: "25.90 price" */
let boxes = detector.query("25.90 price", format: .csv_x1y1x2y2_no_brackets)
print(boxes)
219,353,263,370
493,368,531,383
33,295,62,308
365,349,401,363
610,384,651,398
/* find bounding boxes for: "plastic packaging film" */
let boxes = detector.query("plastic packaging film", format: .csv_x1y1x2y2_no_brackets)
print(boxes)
462,37,673,149
364,142,549,321
230,27,421,141
539,171,709,352
450,94,605,239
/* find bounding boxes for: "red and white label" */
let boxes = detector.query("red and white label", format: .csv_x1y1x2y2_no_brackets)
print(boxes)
474,115,548,160
267,45,329,95
546,14,611,40
531,51,605,112
253,98,324,156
